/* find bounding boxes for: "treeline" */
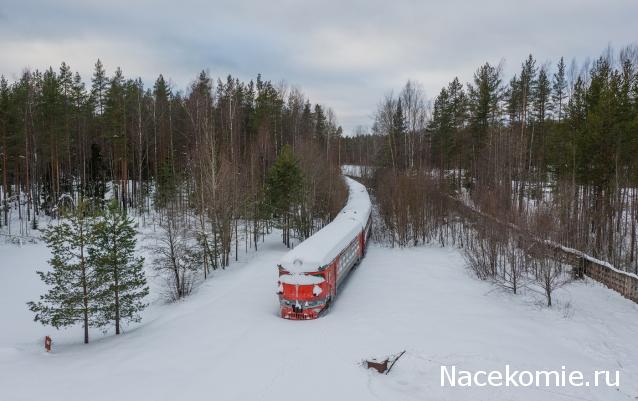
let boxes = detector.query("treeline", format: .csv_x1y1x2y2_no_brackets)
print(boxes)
344,45,638,282
0,61,347,267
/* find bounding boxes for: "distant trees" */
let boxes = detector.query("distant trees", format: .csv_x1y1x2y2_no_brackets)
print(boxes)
375,170,448,247
371,82,429,172
429,77,467,183
344,44,638,306
0,60,347,274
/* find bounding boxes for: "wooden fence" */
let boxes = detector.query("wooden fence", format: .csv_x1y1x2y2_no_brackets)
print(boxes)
577,255,638,303
450,195,638,304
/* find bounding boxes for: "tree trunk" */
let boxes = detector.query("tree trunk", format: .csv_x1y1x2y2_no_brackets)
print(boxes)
114,234,120,335
80,228,89,344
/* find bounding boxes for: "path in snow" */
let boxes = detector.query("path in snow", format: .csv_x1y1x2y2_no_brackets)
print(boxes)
1,231,638,401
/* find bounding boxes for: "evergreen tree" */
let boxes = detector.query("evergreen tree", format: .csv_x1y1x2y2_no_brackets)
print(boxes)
301,101,313,137
105,67,126,140
41,67,63,209
506,74,521,124
392,99,407,136
532,66,551,167
314,104,327,139
91,59,108,116
467,62,503,167
28,202,100,344
153,74,173,182
430,87,452,169
519,55,537,126
552,57,568,122
533,66,551,124
59,62,73,97
562,76,586,178
392,99,407,169
92,202,148,335
72,72,87,113
58,62,73,194
265,145,303,247
0,76,9,226
154,157,178,208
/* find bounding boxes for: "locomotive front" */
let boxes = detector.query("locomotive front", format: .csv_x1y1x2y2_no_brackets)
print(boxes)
277,266,331,320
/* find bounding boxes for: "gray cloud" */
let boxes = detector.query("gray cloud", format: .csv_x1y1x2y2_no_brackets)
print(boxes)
1,0,637,133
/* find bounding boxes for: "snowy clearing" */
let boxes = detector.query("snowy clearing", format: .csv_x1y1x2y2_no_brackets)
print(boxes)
1,231,638,401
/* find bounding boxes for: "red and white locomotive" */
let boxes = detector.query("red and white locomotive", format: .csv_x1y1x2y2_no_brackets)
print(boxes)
277,177,372,320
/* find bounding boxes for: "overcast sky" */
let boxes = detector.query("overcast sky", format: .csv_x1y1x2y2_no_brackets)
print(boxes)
1,0,636,133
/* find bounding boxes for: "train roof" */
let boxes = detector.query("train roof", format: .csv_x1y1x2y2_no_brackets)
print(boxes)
279,177,371,274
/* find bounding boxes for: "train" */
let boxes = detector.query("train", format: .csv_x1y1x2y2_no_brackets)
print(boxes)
277,177,372,320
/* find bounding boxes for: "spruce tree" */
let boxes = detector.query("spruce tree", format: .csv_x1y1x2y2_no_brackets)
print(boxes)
265,145,303,247
28,202,100,344
430,87,451,170
92,202,148,335
314,104,327,139
392,99,407,169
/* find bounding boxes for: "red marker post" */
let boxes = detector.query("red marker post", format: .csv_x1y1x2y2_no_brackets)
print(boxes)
44,336,52,352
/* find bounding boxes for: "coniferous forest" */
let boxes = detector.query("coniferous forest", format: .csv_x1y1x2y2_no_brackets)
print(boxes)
0,60,346,259
343,46,638,280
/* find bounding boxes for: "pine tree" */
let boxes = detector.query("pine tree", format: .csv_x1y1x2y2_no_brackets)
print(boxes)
91,59,108,116
41,67,63,210
59,62,73,195
468,62,503,143
92,202,148,335
533,67,551,124
552,57,568,123
531,66,551,169
28,202,100,344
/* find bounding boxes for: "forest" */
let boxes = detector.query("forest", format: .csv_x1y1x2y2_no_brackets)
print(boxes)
0,62,350,340
2,44,638,322
342,45,638,303
0,60,347,261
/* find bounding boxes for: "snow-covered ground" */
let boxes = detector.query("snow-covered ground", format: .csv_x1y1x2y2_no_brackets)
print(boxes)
1,231,638,401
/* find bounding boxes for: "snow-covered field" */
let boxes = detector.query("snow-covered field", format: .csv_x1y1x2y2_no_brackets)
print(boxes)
1,230,638,401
